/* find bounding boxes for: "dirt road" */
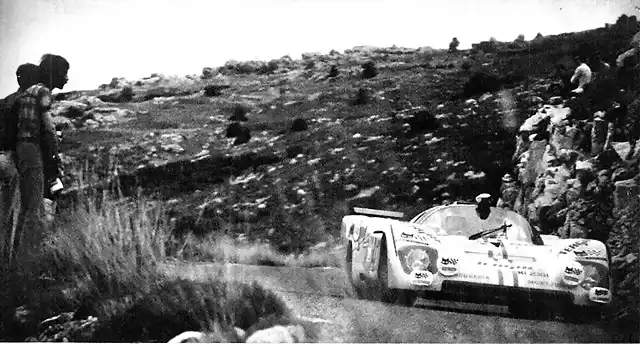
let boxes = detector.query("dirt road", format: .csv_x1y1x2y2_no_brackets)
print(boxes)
161,262,613,343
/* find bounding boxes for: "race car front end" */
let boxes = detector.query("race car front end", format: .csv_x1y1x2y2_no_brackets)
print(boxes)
385,230,613,313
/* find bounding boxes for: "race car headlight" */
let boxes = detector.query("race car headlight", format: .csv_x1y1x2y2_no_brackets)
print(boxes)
579,263,607,290
405,249,430,272
562,261,585,287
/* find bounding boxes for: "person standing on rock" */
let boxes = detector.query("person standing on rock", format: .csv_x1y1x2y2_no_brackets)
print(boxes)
11,54,68,266
570,55,593,94
496,173,518,210
0,63,44,266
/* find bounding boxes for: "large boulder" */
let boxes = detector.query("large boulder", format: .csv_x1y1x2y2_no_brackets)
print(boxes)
613,177,640,213
97,85,134,103
50,100,88,118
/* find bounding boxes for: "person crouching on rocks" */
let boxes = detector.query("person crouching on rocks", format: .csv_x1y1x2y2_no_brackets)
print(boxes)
497,173,518,210
570,55,593,94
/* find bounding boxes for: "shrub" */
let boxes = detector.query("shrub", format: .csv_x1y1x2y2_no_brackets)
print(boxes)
290,118,308,132
265,60,280,74
328,65,339,78
234,127,251,145
204,84,230,97
463,71,502,97
361,61,378,79
230,104,249,122
352,87,371,105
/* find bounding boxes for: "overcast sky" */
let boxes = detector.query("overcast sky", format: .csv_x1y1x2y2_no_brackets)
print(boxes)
0,0,638,97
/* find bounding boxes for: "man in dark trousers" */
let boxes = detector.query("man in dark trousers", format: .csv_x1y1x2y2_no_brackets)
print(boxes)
0,63,42,266
11,54,68,266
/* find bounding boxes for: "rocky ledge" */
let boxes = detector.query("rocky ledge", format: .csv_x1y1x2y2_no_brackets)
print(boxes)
510,88,639,336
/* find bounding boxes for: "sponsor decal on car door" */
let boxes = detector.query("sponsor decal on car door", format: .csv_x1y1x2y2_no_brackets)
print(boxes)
363,234,383,278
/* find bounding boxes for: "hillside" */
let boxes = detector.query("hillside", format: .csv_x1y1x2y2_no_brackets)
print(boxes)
1,17,638,342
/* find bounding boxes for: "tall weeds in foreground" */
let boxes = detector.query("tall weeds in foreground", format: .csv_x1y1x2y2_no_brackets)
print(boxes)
0,171,169,340
0,167,307,342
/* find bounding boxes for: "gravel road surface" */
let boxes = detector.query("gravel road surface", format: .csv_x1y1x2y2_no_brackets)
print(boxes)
161,262,613,343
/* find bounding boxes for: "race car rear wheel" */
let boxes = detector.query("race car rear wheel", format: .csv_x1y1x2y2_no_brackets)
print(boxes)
377,236,418,307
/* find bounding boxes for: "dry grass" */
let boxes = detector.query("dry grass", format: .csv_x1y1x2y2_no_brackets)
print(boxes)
0,183,169,339
174,233,344,268
0,169,323,341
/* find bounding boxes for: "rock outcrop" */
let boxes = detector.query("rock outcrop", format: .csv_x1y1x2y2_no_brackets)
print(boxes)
510,68,639,340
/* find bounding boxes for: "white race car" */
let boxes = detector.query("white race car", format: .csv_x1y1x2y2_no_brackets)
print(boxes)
342,199,613,321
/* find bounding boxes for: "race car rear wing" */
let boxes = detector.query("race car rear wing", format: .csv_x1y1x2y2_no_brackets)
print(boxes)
352,207,404,219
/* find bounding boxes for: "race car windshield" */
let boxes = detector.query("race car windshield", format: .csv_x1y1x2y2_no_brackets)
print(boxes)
412,205,534,242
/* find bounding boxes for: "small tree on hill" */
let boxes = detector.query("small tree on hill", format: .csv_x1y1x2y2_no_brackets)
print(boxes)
449,37,460,53
515,34,525,42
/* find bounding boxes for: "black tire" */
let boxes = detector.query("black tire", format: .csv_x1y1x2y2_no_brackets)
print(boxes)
377,236,417,307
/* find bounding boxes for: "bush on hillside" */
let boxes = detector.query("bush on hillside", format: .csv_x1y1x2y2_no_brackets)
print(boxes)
230,104,249,122
204,84,231,97
328,65,339,78
463,71,502,97
266,60,280,74
352,87,372,105
361,61,378,79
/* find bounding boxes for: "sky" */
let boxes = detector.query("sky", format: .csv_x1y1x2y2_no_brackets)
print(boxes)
0,0,638,97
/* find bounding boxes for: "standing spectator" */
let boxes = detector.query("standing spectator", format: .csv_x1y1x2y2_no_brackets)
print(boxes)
496,173,518,210
449,37,460,53
570,55,593,94
12,54,68,266
0,63,42,266
589,52,611,86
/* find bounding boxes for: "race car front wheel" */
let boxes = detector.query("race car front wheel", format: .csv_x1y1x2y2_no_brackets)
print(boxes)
377,235,418,307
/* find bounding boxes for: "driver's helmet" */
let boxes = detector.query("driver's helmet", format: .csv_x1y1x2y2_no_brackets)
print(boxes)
475,193,492,204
